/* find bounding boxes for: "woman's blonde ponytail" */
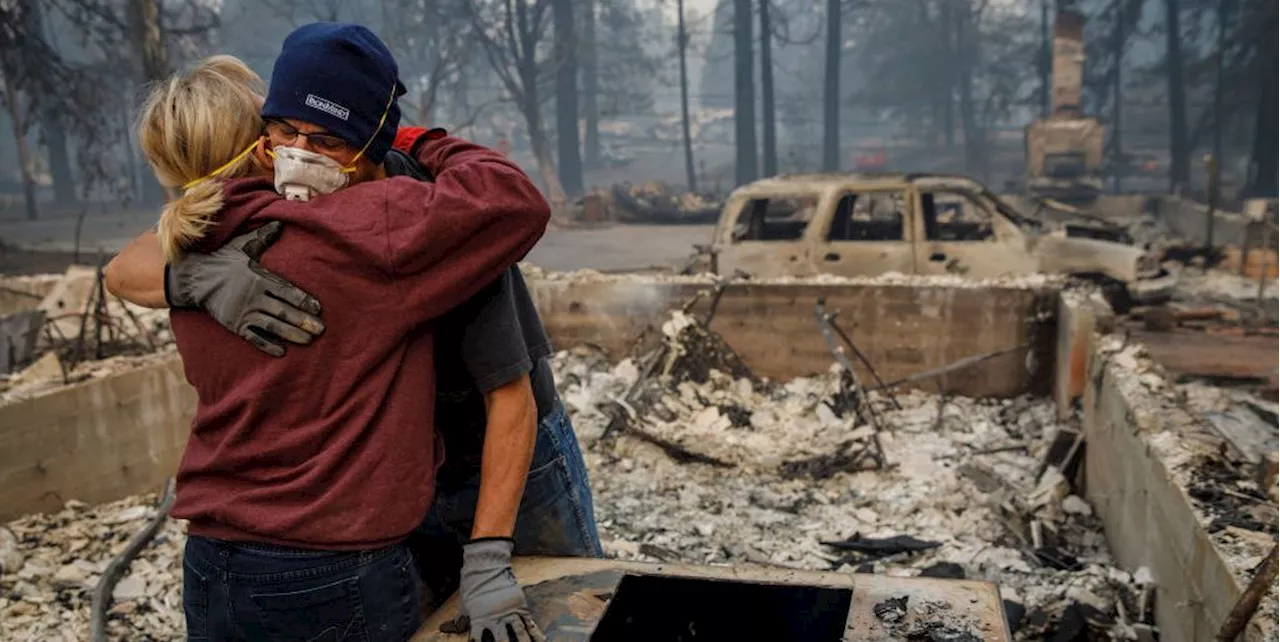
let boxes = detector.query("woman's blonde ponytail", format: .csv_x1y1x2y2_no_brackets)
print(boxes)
157,180,224,262
137,56,265,260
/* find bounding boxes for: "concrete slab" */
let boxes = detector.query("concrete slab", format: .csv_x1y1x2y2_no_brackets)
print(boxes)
412,557,1011,642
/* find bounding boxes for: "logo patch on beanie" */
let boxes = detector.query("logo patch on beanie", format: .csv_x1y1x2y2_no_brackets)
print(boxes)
304,94,350,121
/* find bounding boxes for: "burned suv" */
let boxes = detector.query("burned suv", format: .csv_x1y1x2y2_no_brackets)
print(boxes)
696,173,1175,304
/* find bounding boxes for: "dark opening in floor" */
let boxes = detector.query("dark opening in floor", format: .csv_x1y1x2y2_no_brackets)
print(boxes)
589,574,852,642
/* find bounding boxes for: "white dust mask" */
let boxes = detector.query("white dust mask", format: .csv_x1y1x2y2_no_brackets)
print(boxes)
271,146,350,202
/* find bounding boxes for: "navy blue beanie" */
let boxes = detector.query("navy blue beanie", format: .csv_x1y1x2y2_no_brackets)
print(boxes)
262,22,406,165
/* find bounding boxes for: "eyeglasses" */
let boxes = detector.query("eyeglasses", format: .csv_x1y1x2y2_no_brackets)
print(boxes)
264,119,350,153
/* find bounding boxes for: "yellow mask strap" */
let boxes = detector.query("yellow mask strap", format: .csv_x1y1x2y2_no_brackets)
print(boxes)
183,139,261,190
341,83,399,174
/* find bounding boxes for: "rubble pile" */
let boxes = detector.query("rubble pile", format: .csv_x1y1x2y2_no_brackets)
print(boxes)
0,266,172,406
0,495,185,642
554,320,1152,640
1175,268,1279,303
572,181,722,225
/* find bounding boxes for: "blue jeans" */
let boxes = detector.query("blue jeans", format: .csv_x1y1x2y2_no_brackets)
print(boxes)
411,402,603,608
183,535,421,642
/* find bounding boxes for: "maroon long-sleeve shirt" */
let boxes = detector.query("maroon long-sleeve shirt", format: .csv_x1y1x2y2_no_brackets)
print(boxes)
169,136,550,550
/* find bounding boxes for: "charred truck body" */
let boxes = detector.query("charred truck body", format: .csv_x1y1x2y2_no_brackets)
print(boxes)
1025,10,1105,203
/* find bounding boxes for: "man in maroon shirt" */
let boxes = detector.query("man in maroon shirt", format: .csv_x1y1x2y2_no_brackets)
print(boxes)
107,25,550,642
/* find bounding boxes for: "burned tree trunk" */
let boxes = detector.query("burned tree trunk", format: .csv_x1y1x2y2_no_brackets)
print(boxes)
1210,0,1230,165
552,0,583,198
821,0,840,171
1246,21,1278,197
521,69,567,212
43,113,76,207
1,62,38,221
733,0,758,185
940,0,956,149
758,0,777,177
1039,0,1051,118
581,0,600,171
24,0,74,207
1112,0,1125,194
955,4,984,180
677,0,697,192
130,0,169,204
1163,0,1190,191
130,0,168,86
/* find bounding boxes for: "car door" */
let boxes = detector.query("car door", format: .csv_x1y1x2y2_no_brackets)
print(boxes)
911,187,1036,278
714,193,819,278
808,187,917,277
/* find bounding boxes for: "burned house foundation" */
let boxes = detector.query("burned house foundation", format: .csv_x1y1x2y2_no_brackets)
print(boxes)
0,269,1275,641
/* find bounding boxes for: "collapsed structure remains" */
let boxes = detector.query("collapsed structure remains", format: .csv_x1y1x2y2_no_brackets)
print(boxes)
0,187,1277,641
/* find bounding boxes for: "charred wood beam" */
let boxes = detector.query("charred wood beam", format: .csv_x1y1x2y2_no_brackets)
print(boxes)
813,299,888,469
1215,543,1279,641
875,345,1031,392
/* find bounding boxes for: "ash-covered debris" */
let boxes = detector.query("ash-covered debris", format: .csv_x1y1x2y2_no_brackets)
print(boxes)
653,310,757,386
0,266,174,406
0,494,186,641
571,181,722,225
555,320,1155,641
518,263,1067,290
873,594,984,642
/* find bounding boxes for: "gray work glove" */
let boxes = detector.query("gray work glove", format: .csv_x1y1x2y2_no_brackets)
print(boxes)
457,538,545,642
165,221,325,357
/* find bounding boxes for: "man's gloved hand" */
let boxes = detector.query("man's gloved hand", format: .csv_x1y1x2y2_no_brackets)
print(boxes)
458,538,545,642
165,221,325,357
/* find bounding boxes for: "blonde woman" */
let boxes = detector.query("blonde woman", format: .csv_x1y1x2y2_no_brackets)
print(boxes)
131,32,549,642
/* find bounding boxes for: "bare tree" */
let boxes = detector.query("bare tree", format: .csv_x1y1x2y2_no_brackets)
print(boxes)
581,0,600,169
377,0,486,129
466,0,568,211
733,0,757,185
759,0,777,177
1,0,159,217
821,0,840,171
677,0,696,191
552,0,582,197
1,58,38,220
1163,0,1190,191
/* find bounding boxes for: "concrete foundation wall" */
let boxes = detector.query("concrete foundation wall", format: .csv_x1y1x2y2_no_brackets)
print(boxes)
1053,291,1114,419
1083,350,1269,642
530,280,1058,398
0,355,192,522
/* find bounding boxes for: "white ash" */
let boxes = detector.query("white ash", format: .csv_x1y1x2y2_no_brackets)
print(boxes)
520,263,1066,290
1174,267,1278,301
4,339,1150,641
552,347,1144,639
1,495,186,642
